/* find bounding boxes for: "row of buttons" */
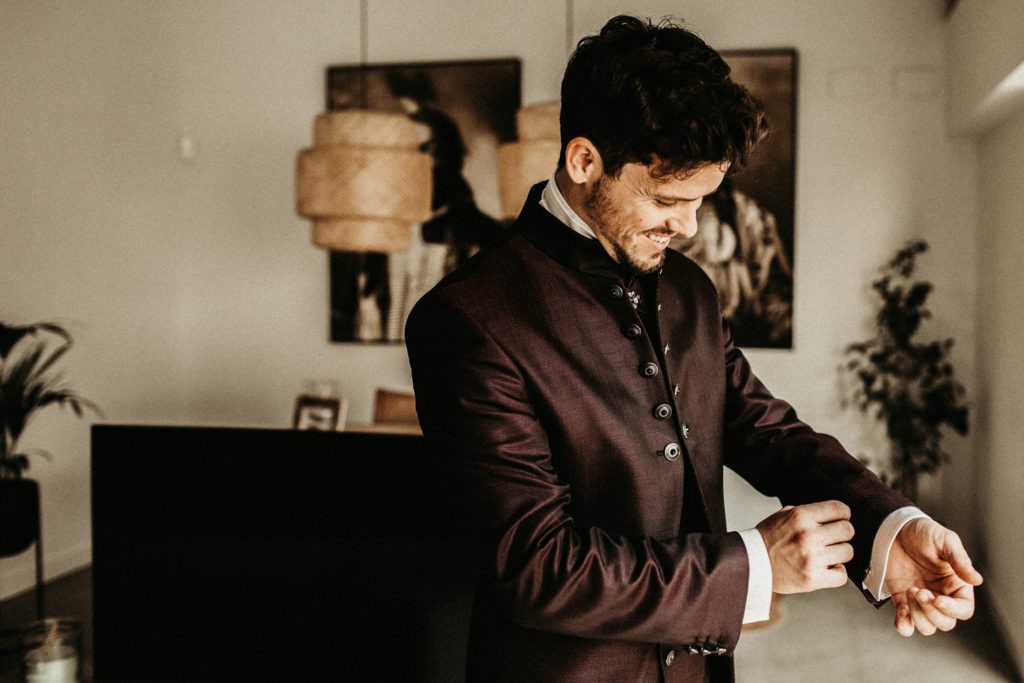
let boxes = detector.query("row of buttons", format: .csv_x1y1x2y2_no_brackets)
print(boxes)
663,639,729,667
614,283,685,463
688,640,728,656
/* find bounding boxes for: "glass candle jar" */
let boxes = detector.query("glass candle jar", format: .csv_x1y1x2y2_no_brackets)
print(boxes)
22,618,81,683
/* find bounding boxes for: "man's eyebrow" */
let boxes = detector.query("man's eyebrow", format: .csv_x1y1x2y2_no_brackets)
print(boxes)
651,190,703,202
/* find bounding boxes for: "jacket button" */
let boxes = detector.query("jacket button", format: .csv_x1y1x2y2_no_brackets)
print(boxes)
664,649,675,666
623,323,642,338
610,285,625,298
653,403,673,420
640,362,659,377
662,442,681,461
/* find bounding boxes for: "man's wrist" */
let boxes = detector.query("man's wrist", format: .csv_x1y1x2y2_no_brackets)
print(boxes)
862,506,929,600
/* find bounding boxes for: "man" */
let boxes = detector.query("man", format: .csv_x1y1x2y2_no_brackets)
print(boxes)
406,15,981,682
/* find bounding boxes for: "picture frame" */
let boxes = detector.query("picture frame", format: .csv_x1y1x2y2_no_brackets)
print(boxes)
324,58,521,343
672,49,798,349
293,395,347,431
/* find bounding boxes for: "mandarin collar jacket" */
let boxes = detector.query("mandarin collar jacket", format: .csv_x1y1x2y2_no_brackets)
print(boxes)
406,183,910,682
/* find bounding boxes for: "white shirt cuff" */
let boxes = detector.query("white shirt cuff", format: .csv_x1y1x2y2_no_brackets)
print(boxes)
738,528,773,623
862,506,930,600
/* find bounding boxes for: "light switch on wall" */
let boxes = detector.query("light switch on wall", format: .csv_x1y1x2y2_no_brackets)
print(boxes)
826,67,880,100
178,134,197,161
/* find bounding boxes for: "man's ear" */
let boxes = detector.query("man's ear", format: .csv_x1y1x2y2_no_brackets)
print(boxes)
563,137,603,185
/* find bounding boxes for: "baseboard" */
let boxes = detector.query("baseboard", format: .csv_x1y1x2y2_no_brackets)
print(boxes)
0,543,92,601
985,575,1024,682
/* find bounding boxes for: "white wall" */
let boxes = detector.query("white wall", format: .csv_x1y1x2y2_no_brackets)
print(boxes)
974,108,1024,674
0,0,981,611
946,0,1024,133
948,0,1024,668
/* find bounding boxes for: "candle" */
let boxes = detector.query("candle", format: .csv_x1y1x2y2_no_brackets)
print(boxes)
21,618,82,683
23,635,79,683
25,652,78,683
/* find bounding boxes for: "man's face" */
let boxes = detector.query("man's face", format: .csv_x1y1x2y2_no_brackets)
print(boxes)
580,161,728,274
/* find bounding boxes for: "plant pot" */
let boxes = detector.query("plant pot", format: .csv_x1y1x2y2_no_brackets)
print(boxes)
0,478,41,557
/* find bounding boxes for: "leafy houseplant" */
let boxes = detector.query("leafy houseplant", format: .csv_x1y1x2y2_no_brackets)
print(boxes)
841,240,969,501
1,322,98,556
1,322,98,479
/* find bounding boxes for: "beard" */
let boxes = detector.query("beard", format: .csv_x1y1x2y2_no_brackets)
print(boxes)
583,177,667,275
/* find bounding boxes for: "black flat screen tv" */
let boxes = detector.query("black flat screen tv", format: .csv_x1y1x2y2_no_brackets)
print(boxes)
91,425,474,682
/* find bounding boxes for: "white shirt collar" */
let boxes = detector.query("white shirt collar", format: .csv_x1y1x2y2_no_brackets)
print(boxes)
538,174,598,241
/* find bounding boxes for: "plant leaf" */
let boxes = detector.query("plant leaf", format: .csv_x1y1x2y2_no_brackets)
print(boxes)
0,321,71,360
1,322,96,477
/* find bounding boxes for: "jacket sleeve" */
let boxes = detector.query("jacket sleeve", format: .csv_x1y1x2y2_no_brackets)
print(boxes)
717,317,912,598
406,291,750,647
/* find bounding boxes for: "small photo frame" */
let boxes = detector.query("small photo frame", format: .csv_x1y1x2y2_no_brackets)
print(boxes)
293,395,347,431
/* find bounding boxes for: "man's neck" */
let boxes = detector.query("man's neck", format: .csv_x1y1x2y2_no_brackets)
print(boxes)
541,169,598,242
553,168,584,217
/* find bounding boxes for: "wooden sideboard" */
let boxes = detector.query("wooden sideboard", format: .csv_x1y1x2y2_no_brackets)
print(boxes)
91,424,474,682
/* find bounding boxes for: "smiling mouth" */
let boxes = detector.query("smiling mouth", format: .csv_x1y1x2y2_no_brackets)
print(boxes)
646,233,672,247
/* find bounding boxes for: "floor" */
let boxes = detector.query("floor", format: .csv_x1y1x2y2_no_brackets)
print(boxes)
737,585,1021,682
0,566,1019,682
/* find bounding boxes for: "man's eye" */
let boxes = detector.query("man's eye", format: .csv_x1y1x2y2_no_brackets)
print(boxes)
655,199,678,207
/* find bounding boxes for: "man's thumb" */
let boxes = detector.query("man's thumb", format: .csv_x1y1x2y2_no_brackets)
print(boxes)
944,535,983,586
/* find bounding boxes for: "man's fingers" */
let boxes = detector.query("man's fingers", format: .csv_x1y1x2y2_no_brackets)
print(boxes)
896,584,975,636
909,606,937,635
932,583,976,620
821,541,854,567
893,593,914,637
819,519,855,545
798,499,851,524
825,564,849,588
908,588,939,635
912,589,957,632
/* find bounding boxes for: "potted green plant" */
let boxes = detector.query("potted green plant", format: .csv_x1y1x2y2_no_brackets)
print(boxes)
1,321,98,556
841,240,969,500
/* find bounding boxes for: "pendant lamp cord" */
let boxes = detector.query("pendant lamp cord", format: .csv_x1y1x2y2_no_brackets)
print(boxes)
565,0,574,59
358,0,369,108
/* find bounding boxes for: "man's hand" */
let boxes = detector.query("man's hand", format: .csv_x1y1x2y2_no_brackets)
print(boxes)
885,517,983,636
756,500,855,594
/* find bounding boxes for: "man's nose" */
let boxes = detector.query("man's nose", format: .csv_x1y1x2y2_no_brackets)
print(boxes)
666,205,699,239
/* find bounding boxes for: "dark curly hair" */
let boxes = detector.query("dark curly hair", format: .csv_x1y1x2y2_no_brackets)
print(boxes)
559,15,768,177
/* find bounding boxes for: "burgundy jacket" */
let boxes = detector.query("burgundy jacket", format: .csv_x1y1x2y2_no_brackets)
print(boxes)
406,185,910,682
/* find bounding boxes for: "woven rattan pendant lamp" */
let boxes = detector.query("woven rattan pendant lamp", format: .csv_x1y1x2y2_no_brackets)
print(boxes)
497,101,561,219
496,0,575,219
295,1,432,252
